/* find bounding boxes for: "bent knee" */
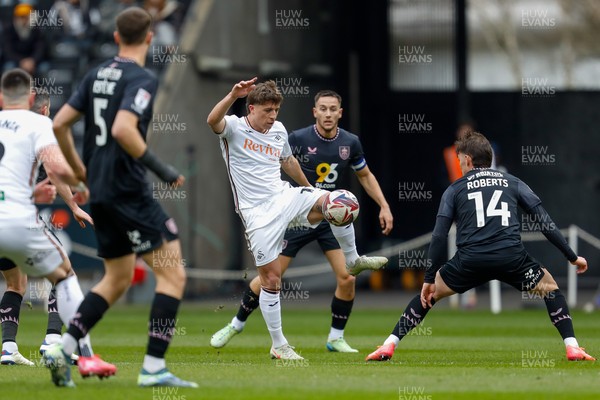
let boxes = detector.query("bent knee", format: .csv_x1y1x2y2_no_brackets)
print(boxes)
533,268,559,293
337,274,355,289
261,275,281,291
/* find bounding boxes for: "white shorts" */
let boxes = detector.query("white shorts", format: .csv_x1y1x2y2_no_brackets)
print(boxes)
239,185,328,266
0,219,66,277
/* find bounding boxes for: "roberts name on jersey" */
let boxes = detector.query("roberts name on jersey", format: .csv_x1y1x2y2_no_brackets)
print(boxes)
465,170,508,190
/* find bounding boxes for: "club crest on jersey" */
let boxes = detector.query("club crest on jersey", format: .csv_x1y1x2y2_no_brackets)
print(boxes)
308,146,317,155
339,146,350,160
132,88,152,114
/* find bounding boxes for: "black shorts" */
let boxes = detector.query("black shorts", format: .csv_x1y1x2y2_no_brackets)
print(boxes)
0,257,17,271
281,220,340,258
91,195,178,259
439,251,545,294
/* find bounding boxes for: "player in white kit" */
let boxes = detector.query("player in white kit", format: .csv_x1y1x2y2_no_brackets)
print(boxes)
0,69,113,387
0,91,85,367
207,78,388,360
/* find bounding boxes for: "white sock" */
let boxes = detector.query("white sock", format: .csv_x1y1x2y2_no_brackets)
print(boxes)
54,275,87,357
62,332,78,356
79,335,94,356
54,275,84,327
328,327,344,342
44,333,61,344
330,224,359,266
143,354,166,373
231,316,245,332
564,337,579,347
383,334,400,347
2,341,17,353
259,288,287,348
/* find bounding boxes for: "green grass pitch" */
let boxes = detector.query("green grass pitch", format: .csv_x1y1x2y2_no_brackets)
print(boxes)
1,304,599,399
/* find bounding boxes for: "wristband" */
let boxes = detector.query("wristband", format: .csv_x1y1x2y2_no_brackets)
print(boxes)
139,149,180,183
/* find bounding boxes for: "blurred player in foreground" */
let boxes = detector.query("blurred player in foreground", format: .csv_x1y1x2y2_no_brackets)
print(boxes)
0,68,108,387
367,131,595,362
0,91,87,366
210,90,393,353
48,7,195,387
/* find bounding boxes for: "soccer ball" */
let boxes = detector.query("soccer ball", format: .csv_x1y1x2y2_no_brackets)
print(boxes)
323,189,360,226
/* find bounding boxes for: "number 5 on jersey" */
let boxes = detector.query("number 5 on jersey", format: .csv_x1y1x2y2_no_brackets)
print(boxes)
467,190,510,227
93,98,109,146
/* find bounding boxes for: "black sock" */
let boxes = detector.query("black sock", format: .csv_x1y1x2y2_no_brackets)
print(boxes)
66,292,109,341
235,286,259,322
331,296,354,330
46,287,63,335
544,289,575,339
0,291,22,344
146,293,180,358
391,295,435,341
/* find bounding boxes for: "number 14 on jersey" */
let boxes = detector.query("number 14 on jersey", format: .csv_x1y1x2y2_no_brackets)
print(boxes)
467,190,510,227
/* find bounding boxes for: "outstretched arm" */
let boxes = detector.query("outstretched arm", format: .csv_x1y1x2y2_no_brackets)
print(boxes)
355,166,393,235
517,180,584,271
526,204,587,273
207,77,257,134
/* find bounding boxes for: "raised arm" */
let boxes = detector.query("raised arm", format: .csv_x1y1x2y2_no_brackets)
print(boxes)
207,77,257,134
355,166,393,235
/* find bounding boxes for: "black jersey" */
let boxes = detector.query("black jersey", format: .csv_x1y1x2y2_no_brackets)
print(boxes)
68,57,158,203
289,125,366,190
437,168,542,261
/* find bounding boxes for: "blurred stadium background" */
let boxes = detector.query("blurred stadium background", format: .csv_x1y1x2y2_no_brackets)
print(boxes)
2,0,600,309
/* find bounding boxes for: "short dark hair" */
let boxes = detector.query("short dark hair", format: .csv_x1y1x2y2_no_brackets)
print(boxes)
1,68,32,105
116,7,152,45
314,90,342,106
246,80,283,110
455,131,493,168
31,91,50,114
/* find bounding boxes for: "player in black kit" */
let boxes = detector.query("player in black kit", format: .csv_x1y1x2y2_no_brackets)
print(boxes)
210,90,393,352
367,131,595,362
46,7,197,387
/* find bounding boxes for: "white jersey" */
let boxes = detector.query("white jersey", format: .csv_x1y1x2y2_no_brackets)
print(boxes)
219,115,292,210
0,109,57,223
